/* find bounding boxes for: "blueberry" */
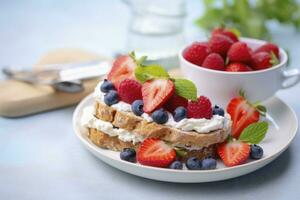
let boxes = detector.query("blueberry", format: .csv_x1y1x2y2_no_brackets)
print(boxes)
173,106,187,122
104,90,119,106
212,105,224,116
201,158,217,170
120,148,136,163
131,100,144,116
169,161,183,170
151,109,169,124
101,79,115,93
250,144,263,160
186,157,202,170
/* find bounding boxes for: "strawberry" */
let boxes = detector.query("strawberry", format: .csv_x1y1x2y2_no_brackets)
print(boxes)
227,42,252,64
183,42,209,66
202,53,225,71
137,138,176,168
118,79,142,104
254,42,279,58
212,27,239,42
142,79,175,113
217,140,250,167
164,94,188,113
208,34,234,57
187,96,212,119
251,52,279,70
226,63,252,72
107,55,137,88
227,96,260,138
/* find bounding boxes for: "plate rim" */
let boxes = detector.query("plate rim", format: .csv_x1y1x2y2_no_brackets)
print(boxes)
73,94,298,175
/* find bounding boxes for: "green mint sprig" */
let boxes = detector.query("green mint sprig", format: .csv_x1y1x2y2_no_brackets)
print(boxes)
239,121,269,144
135,64,170,83
134,60,198,101
173,79,197,101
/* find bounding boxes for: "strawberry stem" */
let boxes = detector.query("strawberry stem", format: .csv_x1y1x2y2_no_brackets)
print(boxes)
270,52,279,66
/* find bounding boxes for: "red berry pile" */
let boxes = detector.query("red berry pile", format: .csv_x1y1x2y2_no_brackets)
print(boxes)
183,27,280,72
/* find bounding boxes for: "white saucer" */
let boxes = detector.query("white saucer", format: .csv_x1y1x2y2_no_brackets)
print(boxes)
73,94,298,183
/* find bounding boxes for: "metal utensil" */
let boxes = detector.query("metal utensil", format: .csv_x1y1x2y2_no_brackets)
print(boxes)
2,60,111,93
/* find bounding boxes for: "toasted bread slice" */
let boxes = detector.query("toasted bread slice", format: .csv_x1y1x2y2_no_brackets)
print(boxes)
94,102,230,148
88,128,217,161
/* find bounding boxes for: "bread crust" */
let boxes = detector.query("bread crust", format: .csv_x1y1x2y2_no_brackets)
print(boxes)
88,128,217,161
93,102,230,148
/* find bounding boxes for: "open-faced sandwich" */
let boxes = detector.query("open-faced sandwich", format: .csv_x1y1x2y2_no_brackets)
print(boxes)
81,52,268,170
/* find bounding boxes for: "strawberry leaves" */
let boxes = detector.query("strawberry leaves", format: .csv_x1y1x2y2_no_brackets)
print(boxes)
239,121,269,144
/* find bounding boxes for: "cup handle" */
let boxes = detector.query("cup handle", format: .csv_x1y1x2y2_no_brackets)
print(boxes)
282,68,300,89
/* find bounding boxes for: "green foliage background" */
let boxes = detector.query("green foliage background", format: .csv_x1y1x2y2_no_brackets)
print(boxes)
195,0,300,39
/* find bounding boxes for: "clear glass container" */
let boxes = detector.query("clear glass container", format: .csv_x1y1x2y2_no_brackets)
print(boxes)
123,0,186,68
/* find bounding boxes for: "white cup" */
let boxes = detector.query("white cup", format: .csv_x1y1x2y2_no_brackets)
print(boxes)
179,38,300,107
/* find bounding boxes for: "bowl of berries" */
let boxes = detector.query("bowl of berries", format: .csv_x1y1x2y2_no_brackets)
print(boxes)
179,27,300,106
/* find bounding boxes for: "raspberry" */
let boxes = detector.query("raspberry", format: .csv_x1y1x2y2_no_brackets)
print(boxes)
183,42,209,66
208,34,234,57
164,94,188,113
187,96,212,119
118,79,142,104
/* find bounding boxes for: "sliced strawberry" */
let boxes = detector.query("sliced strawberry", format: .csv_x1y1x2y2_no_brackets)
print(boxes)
164,94,188,113
118,79,142,104
142,79,174,113
137,138,176,168
227,96,260,138
107,55,137,88
217,140,250,167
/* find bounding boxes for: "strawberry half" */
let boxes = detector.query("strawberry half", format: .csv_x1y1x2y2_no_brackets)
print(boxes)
142,79,174,113
227,96,260,138
217,140,250,167
137,138,176,168
107,55,137,88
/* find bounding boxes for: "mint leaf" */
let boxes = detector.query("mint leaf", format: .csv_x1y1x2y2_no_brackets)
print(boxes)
173,79,197,101
239,121,269,144
174,148,187,157
134,65,170,83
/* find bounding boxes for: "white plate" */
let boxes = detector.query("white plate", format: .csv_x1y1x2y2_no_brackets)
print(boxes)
73,94,298,183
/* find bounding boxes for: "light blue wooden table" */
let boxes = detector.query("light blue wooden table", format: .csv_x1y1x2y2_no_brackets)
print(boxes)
0,1,299,199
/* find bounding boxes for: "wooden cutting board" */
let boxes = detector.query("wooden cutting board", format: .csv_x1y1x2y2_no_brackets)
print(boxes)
0,49,181,117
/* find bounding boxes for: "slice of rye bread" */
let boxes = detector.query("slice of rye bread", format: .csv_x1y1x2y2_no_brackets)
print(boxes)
88,128,217,161
93,102,230,148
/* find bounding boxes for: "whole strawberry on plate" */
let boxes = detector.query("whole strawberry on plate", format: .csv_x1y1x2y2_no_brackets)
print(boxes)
227,90,267,138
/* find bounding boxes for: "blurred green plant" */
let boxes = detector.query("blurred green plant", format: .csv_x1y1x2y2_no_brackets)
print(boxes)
195,0,300,39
